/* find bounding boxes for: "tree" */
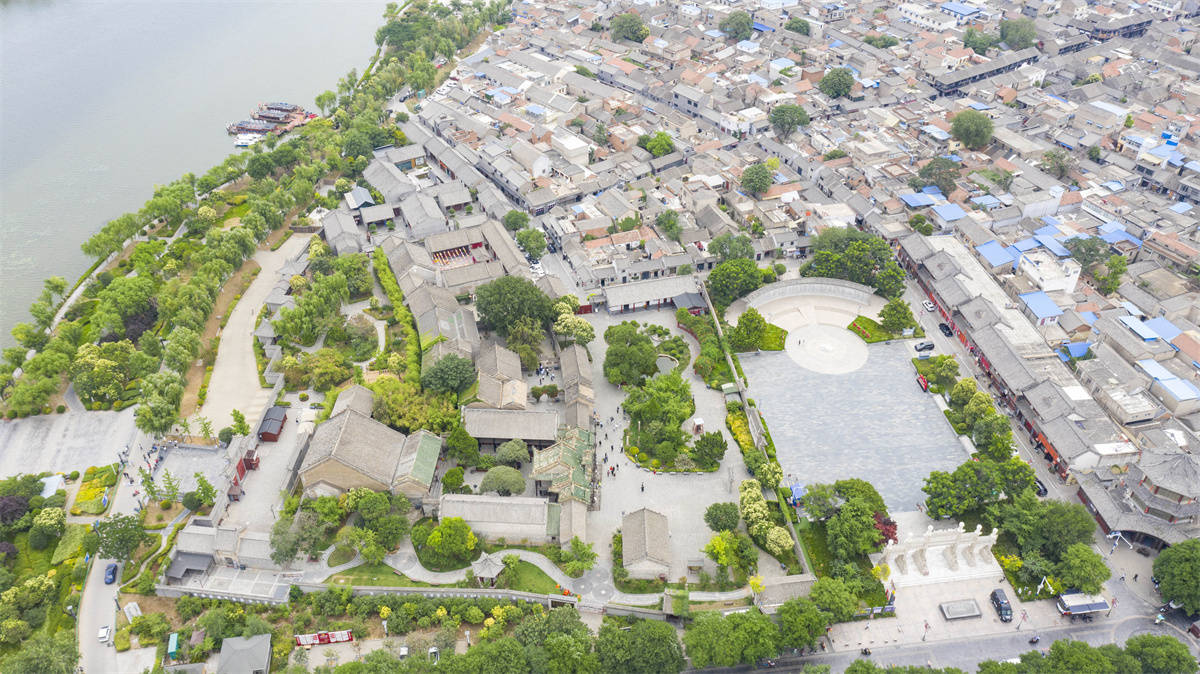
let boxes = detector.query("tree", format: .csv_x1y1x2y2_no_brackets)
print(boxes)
693,432,728,470
479,466,526,496
704,502,741,532
769,104,810,138
230,409,250,436
602,321,657,386
495,439,531,466
879,298,915,333
597,619,684,674
476,277,553,337
741,163,773,197
819,68,855,99
1000,18,1037,50
0,631,78,674
644,131,675,158
786,17,810,35
611,13,649,42
951,110,994,149
800,483,838,521
963,28,997,55
826,498,883,561
778,597,829,650
553,313,595,345
1097,254,1126,295
515,228,547,260
446,425,480,466
1153,538,1200,615
1055,543,1110,594
421,354,476,395
1088,145,1102,162
707,258,762,308
809,577,858,622
95,514,146,562
315,90,337,116
1125,634,1198,674
424,517,477,566
1041,149,1074,179
709,233,755,262
502,210,530,231
719,11,754,42
656,210,681,242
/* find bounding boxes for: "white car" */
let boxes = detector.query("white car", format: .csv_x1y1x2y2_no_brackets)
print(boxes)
98,625,111,643
922,300,936,312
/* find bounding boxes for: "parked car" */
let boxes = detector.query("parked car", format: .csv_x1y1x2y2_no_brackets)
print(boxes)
914,341,935,352
938,323,954,337
991,588,1013,622
98,626,111,643
104,563,118,584
922,300,936,312
1034,479,1048,497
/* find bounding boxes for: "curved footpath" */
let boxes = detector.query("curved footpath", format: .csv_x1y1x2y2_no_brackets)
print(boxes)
356,541,750,609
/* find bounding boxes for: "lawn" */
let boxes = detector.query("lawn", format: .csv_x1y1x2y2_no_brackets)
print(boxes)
328,545,356,567
324,562,465,588
847,316,892,343
795,519,832,578
762,323,788,351
505,561,559,595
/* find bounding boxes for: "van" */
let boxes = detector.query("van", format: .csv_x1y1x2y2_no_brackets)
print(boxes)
990,589,1013,622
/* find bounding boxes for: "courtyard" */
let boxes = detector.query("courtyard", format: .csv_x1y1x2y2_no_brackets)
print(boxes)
741,337,968,514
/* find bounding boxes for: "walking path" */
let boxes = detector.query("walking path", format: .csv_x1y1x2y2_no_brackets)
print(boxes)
200,232,311,431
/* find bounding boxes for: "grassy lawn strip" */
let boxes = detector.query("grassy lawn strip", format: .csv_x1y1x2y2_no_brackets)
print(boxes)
762,323,788,351
507,561,559,595
796,519,832,578
847,316,892,343
324,562,465,587
50,524,89,566
327,545,356,567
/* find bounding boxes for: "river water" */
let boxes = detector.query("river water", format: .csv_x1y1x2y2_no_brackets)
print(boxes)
0,0,384,346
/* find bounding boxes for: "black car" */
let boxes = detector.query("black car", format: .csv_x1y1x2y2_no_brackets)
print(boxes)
938,323,953,337
1034,478,1048,497
914,341,935,352
104,563,118,585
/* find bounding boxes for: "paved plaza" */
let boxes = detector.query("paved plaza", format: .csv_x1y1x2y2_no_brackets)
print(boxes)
741,341,968,513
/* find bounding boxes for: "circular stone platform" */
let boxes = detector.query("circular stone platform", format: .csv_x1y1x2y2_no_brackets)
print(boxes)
785,323,869,374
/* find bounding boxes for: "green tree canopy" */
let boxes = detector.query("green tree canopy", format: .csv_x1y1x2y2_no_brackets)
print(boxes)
1000,18,1037,49
704,502,741,531
951,110,994,149
719,11,754,41
708,258,763,308
475,276,553,337
611,13,649,42
1153,538,1200,615
421,354,476,395
741,163,774,196
819,68,855,99
769,104,810,138
515,228,546,260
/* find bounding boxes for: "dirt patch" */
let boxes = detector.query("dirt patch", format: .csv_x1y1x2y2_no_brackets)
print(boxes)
180,260,261,417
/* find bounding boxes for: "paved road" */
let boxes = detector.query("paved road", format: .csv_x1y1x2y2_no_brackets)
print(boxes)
200,232,310,431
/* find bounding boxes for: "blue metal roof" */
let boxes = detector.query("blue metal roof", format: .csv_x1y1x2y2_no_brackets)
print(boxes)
1136,358,1174,380
901,193,936,207
1019,291,1063,320
932,203,966,221
1122,317,1160,341
976,241,1014,267
1144,317,1182,342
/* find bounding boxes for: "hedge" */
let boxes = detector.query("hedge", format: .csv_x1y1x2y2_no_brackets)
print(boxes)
372,248,422,386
